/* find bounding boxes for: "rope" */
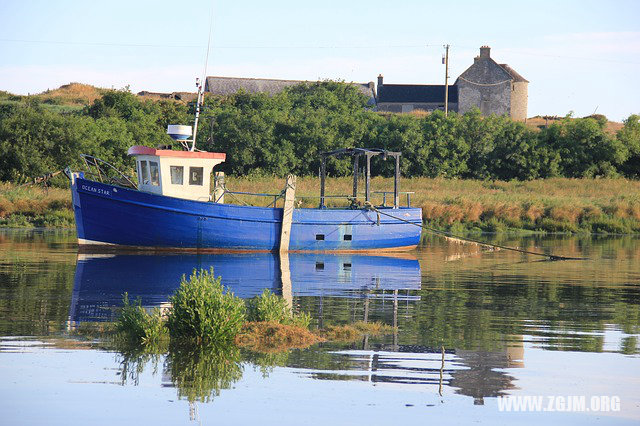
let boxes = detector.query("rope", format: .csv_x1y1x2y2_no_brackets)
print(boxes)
19,170,63,187
364,203,588,261
457,76,512,87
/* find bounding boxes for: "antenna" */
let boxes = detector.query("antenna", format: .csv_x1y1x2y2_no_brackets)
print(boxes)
189,4,215,152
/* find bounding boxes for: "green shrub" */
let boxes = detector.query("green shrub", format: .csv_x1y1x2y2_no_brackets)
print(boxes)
246,289,311,328
166,268,246,344
116,293,167,345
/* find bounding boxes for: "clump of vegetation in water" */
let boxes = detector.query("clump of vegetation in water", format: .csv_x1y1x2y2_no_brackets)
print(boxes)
166,268,246,344
115,293,167,345
114,269,398,355
321,321,395,342
246,289,311,328
235,321,324,353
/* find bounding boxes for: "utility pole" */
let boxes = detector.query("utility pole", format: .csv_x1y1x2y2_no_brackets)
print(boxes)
443,44,450,117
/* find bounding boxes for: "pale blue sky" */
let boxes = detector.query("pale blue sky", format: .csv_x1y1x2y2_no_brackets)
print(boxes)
1,0,639,120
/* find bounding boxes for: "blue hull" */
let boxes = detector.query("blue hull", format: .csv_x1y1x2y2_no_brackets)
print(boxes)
70,177,422,251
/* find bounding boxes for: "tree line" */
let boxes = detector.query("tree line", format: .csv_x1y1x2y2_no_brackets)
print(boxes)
0,81,638,183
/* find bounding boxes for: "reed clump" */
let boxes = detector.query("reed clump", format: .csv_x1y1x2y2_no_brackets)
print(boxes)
166,268,246,345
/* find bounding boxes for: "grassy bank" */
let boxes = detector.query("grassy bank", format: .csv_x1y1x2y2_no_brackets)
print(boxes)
1,178,639,234
0,183,73,227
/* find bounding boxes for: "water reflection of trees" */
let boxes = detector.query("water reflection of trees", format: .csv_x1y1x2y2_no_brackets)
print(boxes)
0,230,76,336
116,342,243,403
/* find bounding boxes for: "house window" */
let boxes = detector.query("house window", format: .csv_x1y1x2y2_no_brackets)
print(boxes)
149,161,160,186
344,234,352,241
170,166,184,185
189,167,203,186
139,161,150,185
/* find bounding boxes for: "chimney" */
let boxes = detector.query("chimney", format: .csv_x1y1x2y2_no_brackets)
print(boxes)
479,46,491,59
377,74,384,87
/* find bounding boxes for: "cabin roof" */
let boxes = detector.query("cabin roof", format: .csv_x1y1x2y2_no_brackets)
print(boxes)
127,146,226,160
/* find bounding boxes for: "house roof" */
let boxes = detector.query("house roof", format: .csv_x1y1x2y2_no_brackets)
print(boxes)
204,76,376,101
377,84,458,104
498,64,529,83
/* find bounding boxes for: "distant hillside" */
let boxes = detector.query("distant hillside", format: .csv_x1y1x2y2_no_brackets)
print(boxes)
37,83,103,106
0,83,192,108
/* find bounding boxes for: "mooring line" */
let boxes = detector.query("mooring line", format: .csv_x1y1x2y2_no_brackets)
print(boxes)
365,204,588,261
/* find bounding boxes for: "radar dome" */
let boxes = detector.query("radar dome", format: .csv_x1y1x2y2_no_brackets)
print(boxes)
167,125,193,140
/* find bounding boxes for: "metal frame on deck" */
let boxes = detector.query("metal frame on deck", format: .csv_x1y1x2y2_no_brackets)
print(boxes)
319,148,402,209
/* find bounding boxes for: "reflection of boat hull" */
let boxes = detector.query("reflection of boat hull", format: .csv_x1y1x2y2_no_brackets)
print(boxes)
71,177,422,252
69,252,421,323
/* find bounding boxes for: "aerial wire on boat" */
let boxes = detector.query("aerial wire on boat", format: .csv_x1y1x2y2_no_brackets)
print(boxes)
363,203,588,261
190,3,215,152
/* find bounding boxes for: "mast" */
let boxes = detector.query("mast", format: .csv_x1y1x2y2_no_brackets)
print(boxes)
190,79,204,152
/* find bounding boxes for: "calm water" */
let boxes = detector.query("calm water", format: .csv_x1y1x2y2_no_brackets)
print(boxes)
0,229,639,425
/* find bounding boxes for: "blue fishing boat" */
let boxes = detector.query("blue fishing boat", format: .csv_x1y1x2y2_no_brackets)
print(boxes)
67,81,422,252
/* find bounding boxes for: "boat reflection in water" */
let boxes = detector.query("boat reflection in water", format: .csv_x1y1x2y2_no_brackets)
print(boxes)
68,252,421,324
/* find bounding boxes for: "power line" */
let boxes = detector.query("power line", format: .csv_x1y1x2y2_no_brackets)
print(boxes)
0,38,440,49
2,38,638,65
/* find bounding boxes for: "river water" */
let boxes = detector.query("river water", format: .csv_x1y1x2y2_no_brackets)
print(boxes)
0,229,638,425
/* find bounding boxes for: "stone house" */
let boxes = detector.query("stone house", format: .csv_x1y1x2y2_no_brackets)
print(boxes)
455,46,528,120
377,46,528,120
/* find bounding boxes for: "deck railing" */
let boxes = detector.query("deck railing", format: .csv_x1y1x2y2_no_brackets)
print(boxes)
214,188,414,208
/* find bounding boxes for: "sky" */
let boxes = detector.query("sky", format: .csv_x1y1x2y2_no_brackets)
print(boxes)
0,0,639,121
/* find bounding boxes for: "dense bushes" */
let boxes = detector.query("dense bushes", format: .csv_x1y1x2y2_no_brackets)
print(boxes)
1,83,638,182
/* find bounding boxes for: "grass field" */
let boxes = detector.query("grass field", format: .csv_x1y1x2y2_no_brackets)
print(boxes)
2,177,639,234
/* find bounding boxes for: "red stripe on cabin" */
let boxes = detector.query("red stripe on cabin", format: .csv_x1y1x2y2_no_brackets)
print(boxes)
127,146,226,160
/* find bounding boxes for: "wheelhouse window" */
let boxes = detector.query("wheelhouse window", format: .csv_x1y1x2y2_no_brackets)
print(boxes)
189,167,203,186
170,166,184,185
149,161,160,186
139,161,149,185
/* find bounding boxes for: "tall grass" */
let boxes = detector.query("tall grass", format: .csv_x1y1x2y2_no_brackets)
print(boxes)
225,176,640,234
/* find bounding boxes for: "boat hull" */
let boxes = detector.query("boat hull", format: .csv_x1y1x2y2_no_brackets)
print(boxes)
70,177,422,251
